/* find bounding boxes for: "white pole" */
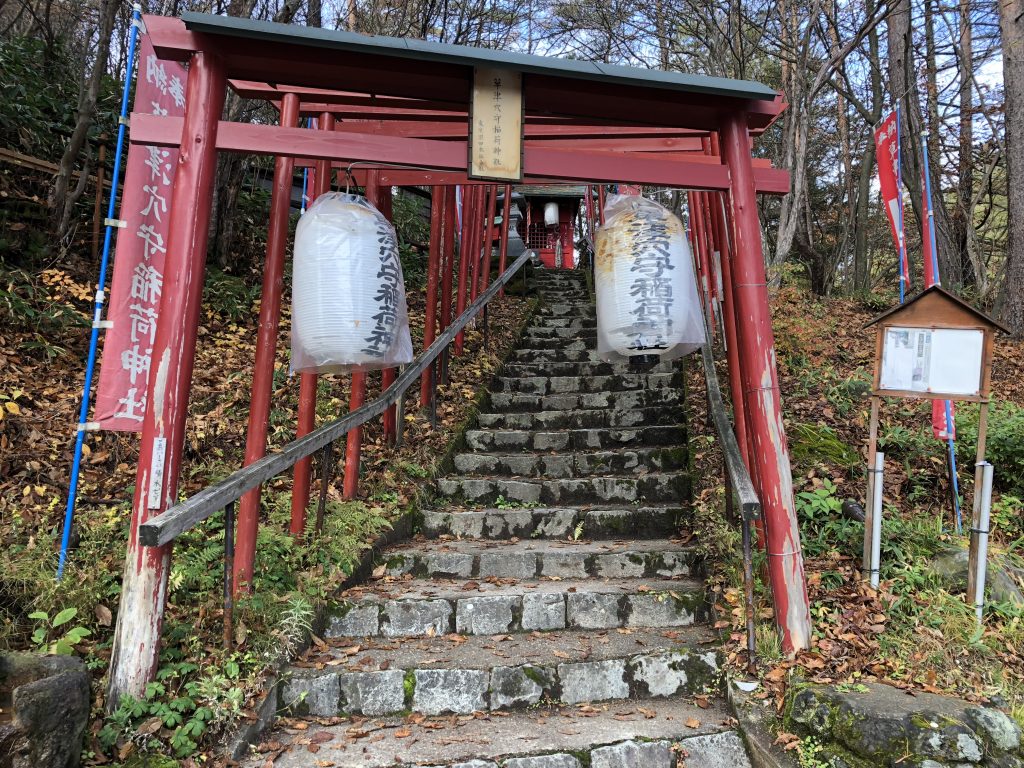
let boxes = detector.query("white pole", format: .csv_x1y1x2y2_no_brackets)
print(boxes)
870,451,885,589
974,462,994,626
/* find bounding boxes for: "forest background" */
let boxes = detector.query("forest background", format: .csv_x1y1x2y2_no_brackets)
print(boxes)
2,0,1022,332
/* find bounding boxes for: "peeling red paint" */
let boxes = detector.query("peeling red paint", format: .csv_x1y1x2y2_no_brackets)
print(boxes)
107,51,227,708
721,112,811,654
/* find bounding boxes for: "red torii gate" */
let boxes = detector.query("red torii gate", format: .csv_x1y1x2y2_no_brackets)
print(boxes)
107,11,811,704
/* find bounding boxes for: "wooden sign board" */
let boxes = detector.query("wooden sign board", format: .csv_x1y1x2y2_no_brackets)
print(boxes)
867,286,1004,403
878,326,985,399
468,67,524,182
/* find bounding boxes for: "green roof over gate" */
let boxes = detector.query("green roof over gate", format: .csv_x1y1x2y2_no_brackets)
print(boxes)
182,12,778,102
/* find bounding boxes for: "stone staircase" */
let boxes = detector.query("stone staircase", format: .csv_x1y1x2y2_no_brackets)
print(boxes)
249,269,751,767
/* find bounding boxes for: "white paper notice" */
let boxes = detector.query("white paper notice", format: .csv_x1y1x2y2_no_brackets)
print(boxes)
879,326,984,396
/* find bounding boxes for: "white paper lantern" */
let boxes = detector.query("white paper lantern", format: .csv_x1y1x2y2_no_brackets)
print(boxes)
543,201,559,227
291,192,413,373
594,194,705,363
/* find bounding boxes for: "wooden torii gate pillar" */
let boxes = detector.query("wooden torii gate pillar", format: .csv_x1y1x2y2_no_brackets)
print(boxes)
108,50,227,705
721,112,811,652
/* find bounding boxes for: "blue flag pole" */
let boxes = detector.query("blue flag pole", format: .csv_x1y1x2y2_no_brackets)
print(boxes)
58,4,145,579
920,131,963,533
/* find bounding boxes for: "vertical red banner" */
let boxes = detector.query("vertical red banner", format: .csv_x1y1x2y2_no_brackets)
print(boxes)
94,37,187,430
873,110,906,281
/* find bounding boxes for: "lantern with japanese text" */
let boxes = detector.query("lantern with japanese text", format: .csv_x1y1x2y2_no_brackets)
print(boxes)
291,193,413,373
594,194,705,363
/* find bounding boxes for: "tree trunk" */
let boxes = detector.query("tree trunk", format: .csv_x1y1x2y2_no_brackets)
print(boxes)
953,0,977,289
308,0,322,27
852,0,884,294
999,0,1024,335
48,0,119,243
887,0,957,291
854,139,877,294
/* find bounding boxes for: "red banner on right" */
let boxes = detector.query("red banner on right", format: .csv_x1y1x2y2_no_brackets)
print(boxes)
873,111,910,290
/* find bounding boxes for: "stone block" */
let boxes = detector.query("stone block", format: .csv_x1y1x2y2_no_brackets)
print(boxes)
566,592,622,629
558,659,628,704
676,732,752,768
381,599,452,637
413,669,488,715
456,595,519,634
478,551,537,579
337,670,405,716
626,593,695,627
629,652,690,697
0,652,90,768
280,672,339,716
425,552,474,578
595,553,645,579
490,666,552,709
328,603,379,637
540,551,587,579
534,509,577,538
591,740,673,768
502,755,580,768
534,432,570,451
521,592,566,631
487,511,532,538
965,707,1022,753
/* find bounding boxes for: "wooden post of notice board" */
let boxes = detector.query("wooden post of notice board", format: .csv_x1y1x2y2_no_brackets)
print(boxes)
863,286,1006,599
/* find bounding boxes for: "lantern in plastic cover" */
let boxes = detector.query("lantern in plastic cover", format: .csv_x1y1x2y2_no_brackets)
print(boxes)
543,201,559,227
291,192,413,373
594,194,705,363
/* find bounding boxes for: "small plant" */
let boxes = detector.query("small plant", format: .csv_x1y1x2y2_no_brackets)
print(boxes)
571,521,585,541
29,607,91,655
494,495,538,509
755,622,783,663
796,736,828,768
272,595,314,659
400,461,430,479
834,682,869,693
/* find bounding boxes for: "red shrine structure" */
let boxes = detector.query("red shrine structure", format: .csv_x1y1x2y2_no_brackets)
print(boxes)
517,185,590,269
104,11,812,704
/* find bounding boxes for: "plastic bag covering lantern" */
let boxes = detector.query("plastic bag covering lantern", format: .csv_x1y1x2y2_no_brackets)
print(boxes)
291,192,413,373
543,202,559,227
594,194,705,363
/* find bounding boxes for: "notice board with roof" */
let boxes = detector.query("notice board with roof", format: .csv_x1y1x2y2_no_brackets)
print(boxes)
866,285,1007,403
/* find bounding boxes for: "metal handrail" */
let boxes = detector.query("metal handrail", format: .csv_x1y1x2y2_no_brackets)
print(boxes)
698,339,761,674
139,247,534,549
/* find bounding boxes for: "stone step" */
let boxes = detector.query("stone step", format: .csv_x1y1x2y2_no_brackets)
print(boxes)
521,327,598,342
421,505,685,540
383,538,697,580
280,627,719,717
517,338,595,353
464,425,687,452
492,372,681,396
511,348,605,363
326,577,707,639
476,406,682,430
503,360,673,378
488,388,682,413
535,304,596,318
242,701,749,768
523,317,597,330
535,288,590,296
435,472,689,505
453,447,688,479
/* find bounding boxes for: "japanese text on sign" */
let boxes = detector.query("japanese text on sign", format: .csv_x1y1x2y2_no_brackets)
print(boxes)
93,36,186,431
469,67,523,181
